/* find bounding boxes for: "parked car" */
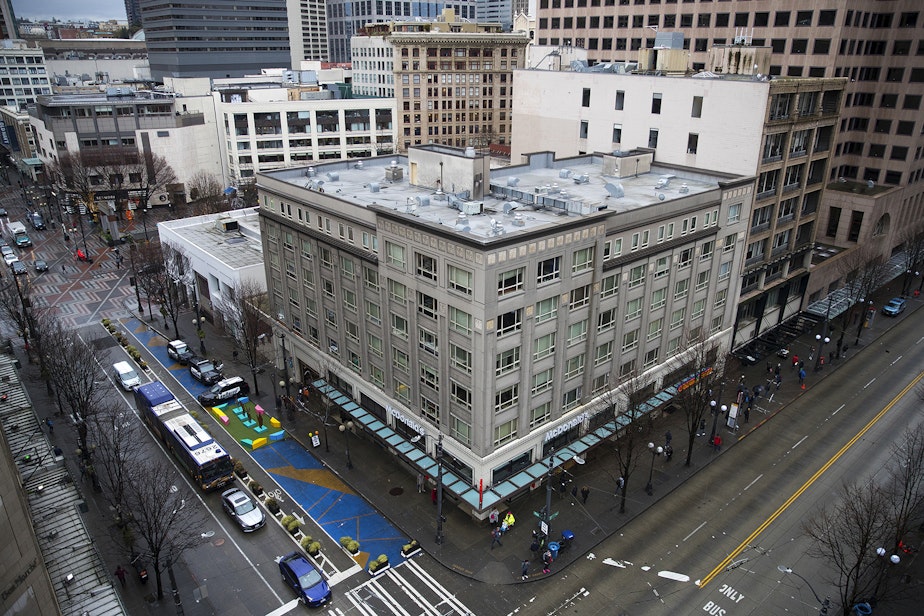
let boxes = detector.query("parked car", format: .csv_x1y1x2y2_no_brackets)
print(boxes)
28,212,46,230
10,260,26,275
278,552,331,607
882,297,906,316
1,246,16,266
189,356,222,385
166,340,195,364
0,208,7,217
33,259,48,272
220,488,265,532
197,376,250,406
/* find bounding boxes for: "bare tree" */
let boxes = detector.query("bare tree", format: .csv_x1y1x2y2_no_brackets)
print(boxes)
86,396,146,526
134,241,186,336
898,221,924,296
122,457,208,599
606,372,655,513
835,245,889,349
668,330,724,467
883,426,924,555
237,179,258,208
130,151,179,211
186,171,227,216
217,278,271,395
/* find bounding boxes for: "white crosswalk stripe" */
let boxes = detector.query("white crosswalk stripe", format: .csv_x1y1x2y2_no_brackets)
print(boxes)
343,559,475,616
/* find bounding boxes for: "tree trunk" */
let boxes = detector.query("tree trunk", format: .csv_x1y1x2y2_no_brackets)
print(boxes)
251,368,260,396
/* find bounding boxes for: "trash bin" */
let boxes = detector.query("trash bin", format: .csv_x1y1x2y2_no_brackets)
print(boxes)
548,541,560,560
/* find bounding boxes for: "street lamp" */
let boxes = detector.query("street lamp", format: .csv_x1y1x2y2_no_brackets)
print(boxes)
645,442,663,496
777,566,830,614
435,433,444,544
193,316,206,352
128,243,143,313
814,333,831,372
339,420,354,470
708,381,726,445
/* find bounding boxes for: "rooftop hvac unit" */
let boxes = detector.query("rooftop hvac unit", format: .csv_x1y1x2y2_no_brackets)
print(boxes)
490,219,505,235
574,174,590,184
559,169,573,179
327,172,340,181
461,201,482,215
464,147,476,158
655,175,675,189
679,183,690,193
512,212,525,226
384,165,403,181
549,183,560,194
506,176,520,187
354,161,364,169
369,182,380,192
306,167,316,177
455,212,468,226
502,201,517,214
604,182,625,198
216,218,239,233
416,196,430,207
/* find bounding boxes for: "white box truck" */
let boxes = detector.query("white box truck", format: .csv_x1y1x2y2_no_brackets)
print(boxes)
7,221,31,247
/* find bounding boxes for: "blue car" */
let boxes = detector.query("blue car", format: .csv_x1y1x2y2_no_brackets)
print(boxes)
278,552,331,607
881,297,906,316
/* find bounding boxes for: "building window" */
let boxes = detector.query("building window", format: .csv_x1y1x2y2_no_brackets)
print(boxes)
692,298,706,319
601,274,619,298
647,317,663,341
691,96,703,118
628,264,646,288
496,347,521,376
687,133,699,154
385,241,406,269
625,297,642,321
416,253,437,281
493,419,518,447
388,279,407,304
598,307,617,332
535,296,558,323
615,90,625,110
572,247,594,273
498,267,525,295
565,354,585,379
670,307,686,331
533,368,554,394
451,381,472,410
531,402,552,428
495,384,519,412
534,332,556,360
650,288,666,310
451,413,471,446
391,313,409,340
364,267,379,290
612,123,623,143
497,309,523,336
595,341,613,366
450,343,472,373
579,121,589,139
537,256,561,283
714,289,728,308
678,248,693,268
649,129,659,148
448,264,474,295
418,292,438,318
570,285,591,309
568,320,588,345
696,271,710,290
582,88,591,107
563,387,582,411
449,306,473,334
727,203,741,223
651,93,663,114
622,329,639,353
675,278,689,299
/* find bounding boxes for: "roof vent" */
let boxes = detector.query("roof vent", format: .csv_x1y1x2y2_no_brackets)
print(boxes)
354,161,364,169
559,169,573,179
215,218,239,233
574,174,590,184
306,167,316,177
464,147,476,158
604,182,625,198
326,172,339,181
455,212,468,226
549,183,560,194
385,165,403,182
506,176,520,187
416,196,430,207
369,182,380,192
512,212,525,226
679,183,690,194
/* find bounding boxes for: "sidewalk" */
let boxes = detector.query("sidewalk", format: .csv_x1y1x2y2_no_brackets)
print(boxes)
144,275,923,586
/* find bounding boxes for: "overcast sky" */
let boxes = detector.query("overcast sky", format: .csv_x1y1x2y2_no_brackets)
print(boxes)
13,0,125,22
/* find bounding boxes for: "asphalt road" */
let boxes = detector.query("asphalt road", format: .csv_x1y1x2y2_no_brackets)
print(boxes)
499,310,924,616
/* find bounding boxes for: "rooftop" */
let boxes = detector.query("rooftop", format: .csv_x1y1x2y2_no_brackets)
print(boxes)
158,208,264,271
263,147,732,241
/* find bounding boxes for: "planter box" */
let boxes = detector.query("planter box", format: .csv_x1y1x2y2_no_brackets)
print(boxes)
369,563,390,577
401,546,421,558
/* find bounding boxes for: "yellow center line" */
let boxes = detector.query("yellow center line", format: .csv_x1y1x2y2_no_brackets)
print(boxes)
698,369,924,588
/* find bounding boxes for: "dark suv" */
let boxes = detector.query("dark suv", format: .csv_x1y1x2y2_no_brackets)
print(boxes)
28,212,45,230
197,376,249,406
189,356,222,385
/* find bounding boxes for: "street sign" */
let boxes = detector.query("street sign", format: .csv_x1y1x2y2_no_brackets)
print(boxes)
540,520,548,536
310,432,321,448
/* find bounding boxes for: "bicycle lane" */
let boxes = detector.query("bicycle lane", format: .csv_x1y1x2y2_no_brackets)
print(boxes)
123,317,409,577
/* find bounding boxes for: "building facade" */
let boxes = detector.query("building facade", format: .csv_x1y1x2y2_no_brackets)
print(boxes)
350,11,529,152
327,0,477,64
0,40,51,111
257,145,752,514
511,65,846,347
139,0,291,80
534,1,924,309
286,0,330,67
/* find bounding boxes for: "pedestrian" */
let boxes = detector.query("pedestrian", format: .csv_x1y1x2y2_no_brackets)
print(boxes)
114,565,127,587
417,473,425,494
766,361,772,375
743,405,751,423
542,550,553,574
792,354,799,369
809,346,815,361
664,444,673,460
798,368,806,385
713,435,722,452
256,406,264,428
829,351,834,363
774,373,782,389
521,559,530,580
44,418,53,434
490,527,503,549
775,363,781,377
698,419,706,437
615,476,625,494
665,430,672,446
580,485,590,504
489,507,499,526
504,511,516,529
431,487,438,505
798,360,804,370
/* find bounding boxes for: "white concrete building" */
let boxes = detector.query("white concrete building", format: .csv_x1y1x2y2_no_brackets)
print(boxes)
0,39,52,111
157,207,266,321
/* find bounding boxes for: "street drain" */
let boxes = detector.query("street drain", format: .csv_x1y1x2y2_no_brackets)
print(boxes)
389,487,404,496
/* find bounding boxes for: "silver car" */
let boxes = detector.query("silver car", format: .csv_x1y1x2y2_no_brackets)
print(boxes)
221,488,265,532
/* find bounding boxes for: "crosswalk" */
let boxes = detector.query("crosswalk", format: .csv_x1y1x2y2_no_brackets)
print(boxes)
327,558,475,616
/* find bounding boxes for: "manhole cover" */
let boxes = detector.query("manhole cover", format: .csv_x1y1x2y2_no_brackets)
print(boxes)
389,487,404,496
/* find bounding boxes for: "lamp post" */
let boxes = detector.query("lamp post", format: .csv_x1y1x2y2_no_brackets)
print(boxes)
435,433,444,544
814,332,831,371
543,447,554,542
128,243,143,313
193,316,206,353
645,442,663,495
339,421,354,470
777,566,830,615
708,381,727,445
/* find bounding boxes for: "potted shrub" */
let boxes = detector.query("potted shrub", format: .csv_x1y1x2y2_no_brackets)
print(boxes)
300,536,320,556
265,497,281,515
101,318,111,328
249,480,263,496
281,515,301,535
340,536,360,554
369,554,389,575
139,360,149,371
401,539,421,557
233,459,248,479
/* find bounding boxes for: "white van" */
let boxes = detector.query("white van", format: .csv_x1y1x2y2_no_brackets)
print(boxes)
113,361,141,390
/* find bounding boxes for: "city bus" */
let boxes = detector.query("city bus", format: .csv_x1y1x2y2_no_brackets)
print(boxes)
134,381,234,491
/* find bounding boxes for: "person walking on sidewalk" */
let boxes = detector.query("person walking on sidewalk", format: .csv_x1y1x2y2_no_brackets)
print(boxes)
580,485,590,504
490,527,503,549
44,418,53,434
542,550,553,574
114,565,127,587
416,473,425,494
521,559,530,580
798,368,806,386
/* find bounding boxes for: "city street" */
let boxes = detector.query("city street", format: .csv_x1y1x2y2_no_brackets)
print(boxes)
502,313,924,616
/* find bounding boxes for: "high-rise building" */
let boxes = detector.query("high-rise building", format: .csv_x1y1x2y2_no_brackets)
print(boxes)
140,0,291,80
286,0,330,67
351,9,529,152
535,1,924,308
0,40,51,111
326,1,477,63
124,0,142,26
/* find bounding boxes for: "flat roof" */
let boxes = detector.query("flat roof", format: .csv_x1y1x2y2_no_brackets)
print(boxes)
263,150,729,241
158,208,265,270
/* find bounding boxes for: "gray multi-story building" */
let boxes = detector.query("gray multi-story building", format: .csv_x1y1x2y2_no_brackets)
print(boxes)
0,40,51,112
258,145,752,516
140,0,291,80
